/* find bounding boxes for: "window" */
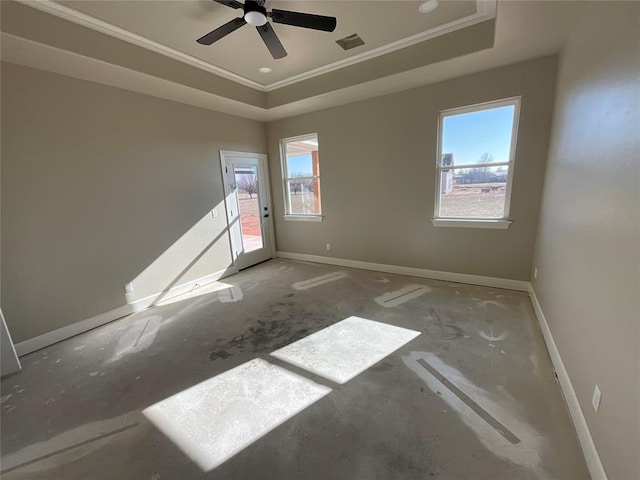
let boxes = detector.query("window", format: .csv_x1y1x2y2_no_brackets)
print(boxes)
280,133,322,220
434,98,520,228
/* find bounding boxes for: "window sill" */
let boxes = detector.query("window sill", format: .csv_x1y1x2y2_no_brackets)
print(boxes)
431,219,512,229
284,215,324,222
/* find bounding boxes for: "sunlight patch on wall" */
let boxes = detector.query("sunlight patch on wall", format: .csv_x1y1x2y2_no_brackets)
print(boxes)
142,358,331,472
125,201,231,304
271,316,420,384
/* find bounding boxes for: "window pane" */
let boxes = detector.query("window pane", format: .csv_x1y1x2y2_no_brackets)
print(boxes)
285,136,319,178
442,105,515,167
283,134,321,215
234,166,263,252
286,154,314,177
287,178,321,215
439,166,509,218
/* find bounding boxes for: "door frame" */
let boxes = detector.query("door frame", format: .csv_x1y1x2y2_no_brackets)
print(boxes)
1,310,21,376
219,150,276,269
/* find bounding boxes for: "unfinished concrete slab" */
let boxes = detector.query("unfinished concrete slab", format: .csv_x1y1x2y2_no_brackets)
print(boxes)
271,316,421,384
143,358,332,472
0,259,590,479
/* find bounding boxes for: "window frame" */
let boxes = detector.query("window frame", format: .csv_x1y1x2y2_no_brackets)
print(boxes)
433,96,521,229
280,133,323,222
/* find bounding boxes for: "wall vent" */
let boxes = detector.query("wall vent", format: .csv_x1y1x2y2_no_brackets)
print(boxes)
336,33,365,51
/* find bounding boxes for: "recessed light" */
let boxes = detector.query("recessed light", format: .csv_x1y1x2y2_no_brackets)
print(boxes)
418,0,439,13
258,67,272,74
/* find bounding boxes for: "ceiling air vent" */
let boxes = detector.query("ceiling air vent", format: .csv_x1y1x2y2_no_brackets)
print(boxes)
336,33,365,51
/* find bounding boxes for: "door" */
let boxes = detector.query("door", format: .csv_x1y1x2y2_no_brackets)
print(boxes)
220,151,274,270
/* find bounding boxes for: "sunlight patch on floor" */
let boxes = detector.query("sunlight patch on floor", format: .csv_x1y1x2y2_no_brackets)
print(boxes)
156,281,235,307
142,358,331,472
271,316,420,384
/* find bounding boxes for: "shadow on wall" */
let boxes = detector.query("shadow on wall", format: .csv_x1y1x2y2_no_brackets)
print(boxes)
123,201,236,308
6,191,235,345
89,196,246,336
1,61,268,345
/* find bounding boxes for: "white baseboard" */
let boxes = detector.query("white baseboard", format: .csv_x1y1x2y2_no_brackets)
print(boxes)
14,267,237,357
9,251,608,480
277,251,605,478
529,286,607,480
276,251,530,291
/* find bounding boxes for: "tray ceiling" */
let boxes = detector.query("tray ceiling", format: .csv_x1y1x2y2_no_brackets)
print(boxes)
56,0,481,87
2,0,581,122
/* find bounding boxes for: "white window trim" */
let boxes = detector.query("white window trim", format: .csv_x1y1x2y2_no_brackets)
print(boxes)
280,133,323,218
284,214,324,222
433,96,521,229
431,219,512,229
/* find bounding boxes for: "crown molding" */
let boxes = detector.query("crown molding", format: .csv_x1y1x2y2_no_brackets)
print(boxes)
14,0,496,93
0,32,271,121
14,0,265,90
264,0,497,91
3,28,546,123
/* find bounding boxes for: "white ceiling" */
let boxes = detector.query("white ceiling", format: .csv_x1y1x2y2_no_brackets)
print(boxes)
57,0,480,86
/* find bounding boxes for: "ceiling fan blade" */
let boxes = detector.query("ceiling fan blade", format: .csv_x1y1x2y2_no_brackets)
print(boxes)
256,23,287,59
269,9,337,32
197,17,246,45
213,0,243,9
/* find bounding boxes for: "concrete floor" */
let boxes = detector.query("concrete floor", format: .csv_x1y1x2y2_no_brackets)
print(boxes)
0,259,589,479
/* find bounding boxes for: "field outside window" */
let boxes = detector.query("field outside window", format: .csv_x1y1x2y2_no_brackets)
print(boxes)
436,98,520,221
281,134,322,216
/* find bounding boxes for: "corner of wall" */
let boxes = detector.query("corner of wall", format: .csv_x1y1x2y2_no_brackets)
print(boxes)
528,286,608,480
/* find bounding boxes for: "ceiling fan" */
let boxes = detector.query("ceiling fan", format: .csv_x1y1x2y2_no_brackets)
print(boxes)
196,0,337,59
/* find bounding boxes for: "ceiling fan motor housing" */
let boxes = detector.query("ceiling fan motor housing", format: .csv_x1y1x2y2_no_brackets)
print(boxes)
197,0,337,60
244,0,268,26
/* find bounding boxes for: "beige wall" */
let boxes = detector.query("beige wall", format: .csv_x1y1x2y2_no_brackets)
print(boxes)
1,91,22,372
267,56,558,281
531,3,640,479
1,62,267,343
1,311,21,376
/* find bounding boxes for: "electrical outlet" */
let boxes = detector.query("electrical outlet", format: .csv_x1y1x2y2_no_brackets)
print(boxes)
534,268,538,280
124,282,134,294
326,243,331,251
592,385,602,412
211,209,218,218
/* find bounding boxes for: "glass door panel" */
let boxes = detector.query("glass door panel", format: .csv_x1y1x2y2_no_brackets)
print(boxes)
233,165,264,253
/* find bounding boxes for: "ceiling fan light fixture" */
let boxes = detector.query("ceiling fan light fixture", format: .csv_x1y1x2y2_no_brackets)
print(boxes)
418,0,439,13
245,11,267,26
197,0,338,59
